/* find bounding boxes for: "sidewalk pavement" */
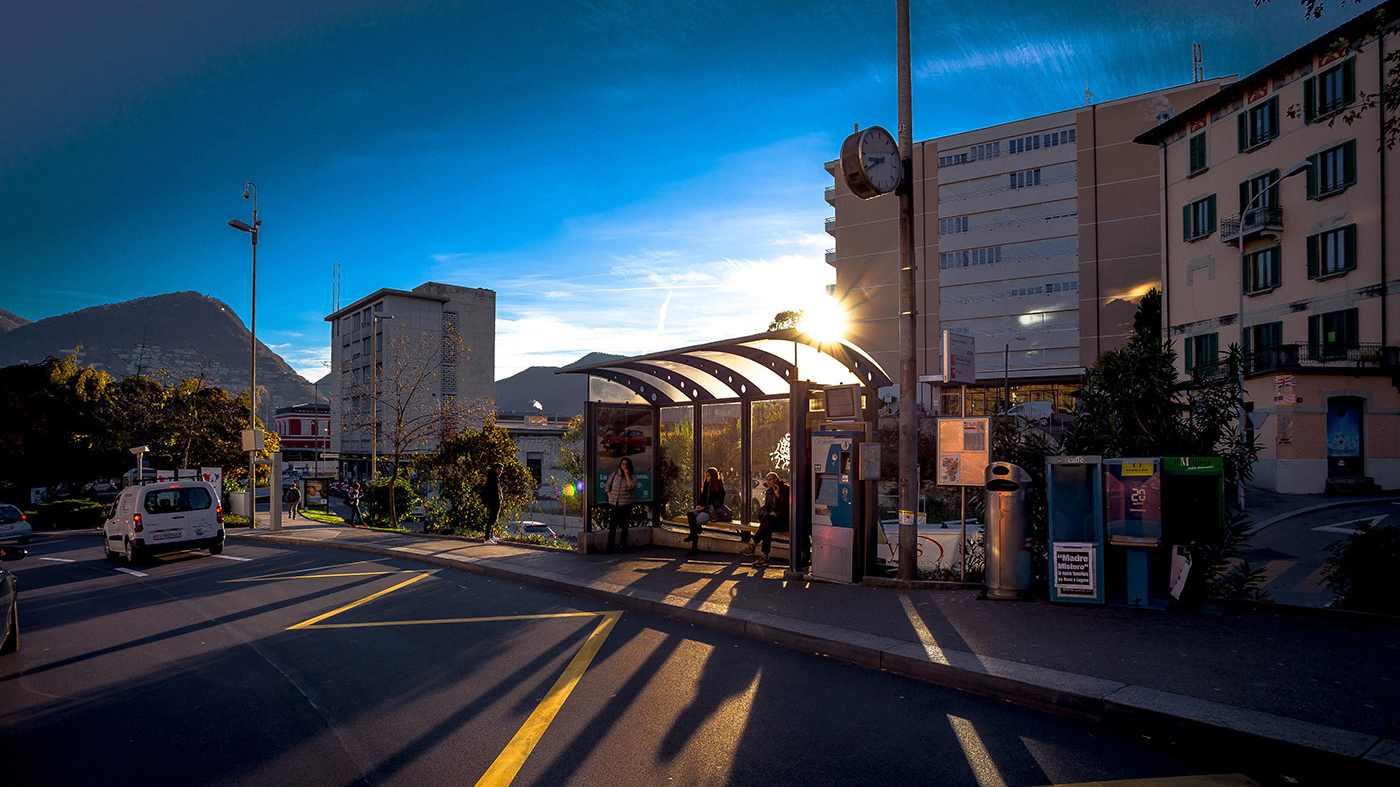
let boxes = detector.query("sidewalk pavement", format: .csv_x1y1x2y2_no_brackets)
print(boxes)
242,500,1400,779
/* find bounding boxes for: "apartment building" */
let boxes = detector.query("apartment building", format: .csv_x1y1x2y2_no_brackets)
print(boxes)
326,282,495,479
825,79,1230,415
1136,5,1400,493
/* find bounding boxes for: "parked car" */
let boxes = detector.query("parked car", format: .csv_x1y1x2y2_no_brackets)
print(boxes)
0,504,31,545
1002,401,1056,425
103,481,225,564
1,545,25,655
519,522,559,538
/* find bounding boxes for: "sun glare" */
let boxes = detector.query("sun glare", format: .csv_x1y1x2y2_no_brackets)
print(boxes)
797,297,847,343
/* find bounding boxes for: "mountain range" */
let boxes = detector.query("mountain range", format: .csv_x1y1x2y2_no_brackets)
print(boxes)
492,352,625,418
0,292,318,410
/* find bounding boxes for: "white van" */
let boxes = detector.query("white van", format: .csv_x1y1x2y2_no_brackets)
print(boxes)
104,481,225,563
1004,401,1056,425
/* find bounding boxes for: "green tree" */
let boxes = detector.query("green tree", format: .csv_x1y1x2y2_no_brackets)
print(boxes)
417,420,531,535
548,416,586,518
768,310,803,330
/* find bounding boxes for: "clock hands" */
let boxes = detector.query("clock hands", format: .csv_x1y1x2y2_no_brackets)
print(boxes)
866,156,886,167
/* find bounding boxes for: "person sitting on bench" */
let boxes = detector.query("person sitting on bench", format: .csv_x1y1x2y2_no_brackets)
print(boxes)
684,467,726,556
747,472,789,566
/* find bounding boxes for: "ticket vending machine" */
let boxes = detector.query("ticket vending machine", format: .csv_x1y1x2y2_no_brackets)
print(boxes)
811,429,867,583
1104,458,1165,610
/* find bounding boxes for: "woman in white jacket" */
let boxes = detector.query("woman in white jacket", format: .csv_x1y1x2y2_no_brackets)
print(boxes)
604,457,638,553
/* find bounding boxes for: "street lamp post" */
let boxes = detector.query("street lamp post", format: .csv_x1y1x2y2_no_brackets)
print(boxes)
1004,334,1026,411
1235,160,1311,509
227,183,260,523
369,313,395,481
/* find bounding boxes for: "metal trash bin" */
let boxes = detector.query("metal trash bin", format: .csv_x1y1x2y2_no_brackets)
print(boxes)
985,462,1033,600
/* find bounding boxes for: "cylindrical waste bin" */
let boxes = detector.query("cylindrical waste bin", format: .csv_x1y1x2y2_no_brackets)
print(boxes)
985,462,1033,600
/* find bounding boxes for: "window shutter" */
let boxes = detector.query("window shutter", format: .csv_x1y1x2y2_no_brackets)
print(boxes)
1267,97,1279,139
1308,315,1320,348
1342,140,1356,187
1342,58,1356,106
1306,154,1319,199
1303,76,1316,123
1266,169,1280,206
1344,224,1358,271
1345,308,1359,348
1237,113,1247,152
1239,181,1249,212
1270,249,1282,287
1207,333,1218,360
1183,204,1191,241
1307,233,1320,279
1184,337,1194,371
1242,254,1252,293
1206,194,1217,233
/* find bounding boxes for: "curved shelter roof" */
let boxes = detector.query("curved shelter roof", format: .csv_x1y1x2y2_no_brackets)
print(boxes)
556,328,893,406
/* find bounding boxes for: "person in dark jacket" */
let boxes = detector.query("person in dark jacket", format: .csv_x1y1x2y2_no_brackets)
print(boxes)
347,482,364,526
684,467,726,556
748,472,789,567
603,457,638,553
481,462,503,543
284,483,302,519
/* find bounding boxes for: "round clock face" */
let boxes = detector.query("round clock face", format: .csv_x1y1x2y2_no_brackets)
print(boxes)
840,125,902,199
861,127,901,193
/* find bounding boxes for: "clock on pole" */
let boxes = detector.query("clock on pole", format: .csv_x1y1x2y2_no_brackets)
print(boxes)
840,125,902,199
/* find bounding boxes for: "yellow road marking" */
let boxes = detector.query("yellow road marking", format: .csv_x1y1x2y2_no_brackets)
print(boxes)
223,570,413,583
1258,560,1296,584
304,612,605,629
1293,563,1331,593
286,573,431,630
474,611,622,787
1032,774,1260,787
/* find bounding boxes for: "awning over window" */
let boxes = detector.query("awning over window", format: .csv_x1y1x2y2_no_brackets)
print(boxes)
555,328,893,405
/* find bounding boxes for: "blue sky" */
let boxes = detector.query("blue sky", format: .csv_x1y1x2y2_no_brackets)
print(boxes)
0,0,1379,382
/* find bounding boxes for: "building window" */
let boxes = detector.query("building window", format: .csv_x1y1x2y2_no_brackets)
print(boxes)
1239,169,1280,211
1008,168,1042,190
1188,133,1208,175
1309,308,1359,360
1245,246,1282,293
527,453,543,486
939,245,1002,270
1182,194,1216,241
1245,321,1283,372
1307,140,1357,199
1184,333,1219,379
1304,58,1355,122
939,216,969,236
1237,96,1279,151
1307,224,1357,279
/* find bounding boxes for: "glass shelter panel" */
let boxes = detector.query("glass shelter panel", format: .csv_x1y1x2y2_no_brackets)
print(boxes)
658,406,694,522
748,398,791,517
700,403,742,512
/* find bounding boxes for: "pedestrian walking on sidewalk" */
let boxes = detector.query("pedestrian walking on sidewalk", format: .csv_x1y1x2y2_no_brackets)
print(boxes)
747,472,789,567
604,457,638,553
347,482,364,526
685,467,728,556
284,483,302,520
481,462,503,543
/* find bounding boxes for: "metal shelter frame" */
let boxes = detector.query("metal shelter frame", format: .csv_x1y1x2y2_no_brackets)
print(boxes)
558,329,893,572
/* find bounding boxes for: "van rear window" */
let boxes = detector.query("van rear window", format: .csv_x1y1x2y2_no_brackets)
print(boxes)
143,487,213,515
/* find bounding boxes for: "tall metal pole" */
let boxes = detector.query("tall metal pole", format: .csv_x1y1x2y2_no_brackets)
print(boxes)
371,316,379,482
895,0,919,579
247,184,259,527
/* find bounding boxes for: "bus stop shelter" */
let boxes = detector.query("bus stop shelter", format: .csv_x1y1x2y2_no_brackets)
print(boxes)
557,328,892,572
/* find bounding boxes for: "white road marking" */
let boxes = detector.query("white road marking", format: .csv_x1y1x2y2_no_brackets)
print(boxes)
213,554,252,561
115,567,148,577
39,557,75,563
1313,514,1386,535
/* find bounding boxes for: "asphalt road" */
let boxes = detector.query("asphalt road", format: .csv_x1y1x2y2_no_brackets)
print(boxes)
1,536,1276,787
1245,500,1399,607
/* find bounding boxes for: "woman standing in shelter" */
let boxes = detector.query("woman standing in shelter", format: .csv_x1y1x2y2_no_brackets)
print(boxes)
604,457,638,553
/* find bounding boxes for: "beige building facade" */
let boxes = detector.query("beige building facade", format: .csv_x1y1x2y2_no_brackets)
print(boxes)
1137,7,1400,493
826,79,1230,415
326,282,495,478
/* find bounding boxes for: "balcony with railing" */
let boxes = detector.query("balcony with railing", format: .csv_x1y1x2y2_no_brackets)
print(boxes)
824,185,836,204
825,216,837,235
1221,205,1284,244
1244,342,1388,376
825,247,836,264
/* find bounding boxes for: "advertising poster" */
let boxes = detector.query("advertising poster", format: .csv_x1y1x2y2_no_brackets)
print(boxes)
1105,460,1162,541
595,406,655,502
1052,542,1096,595
936,417,990,486
201,467,224,500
